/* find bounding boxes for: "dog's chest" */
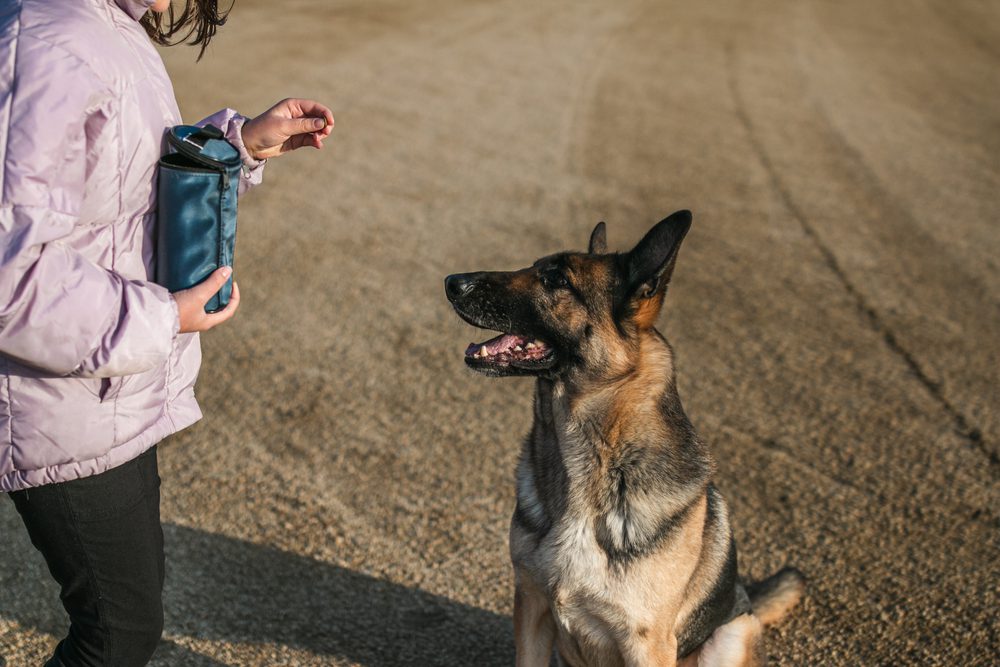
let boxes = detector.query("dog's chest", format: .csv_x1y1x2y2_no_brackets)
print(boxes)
541,513,608,592
511,395,702,660
517,484,673,660
512,433,614,609
515,511,624,643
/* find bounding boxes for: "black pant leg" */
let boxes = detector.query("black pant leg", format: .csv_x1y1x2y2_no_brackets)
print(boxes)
137,447,165,593
9,446,165,667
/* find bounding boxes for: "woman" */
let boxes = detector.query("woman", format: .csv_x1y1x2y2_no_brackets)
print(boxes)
0,1,333,664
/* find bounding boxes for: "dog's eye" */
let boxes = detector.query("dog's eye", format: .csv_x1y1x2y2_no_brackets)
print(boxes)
541,270,568,289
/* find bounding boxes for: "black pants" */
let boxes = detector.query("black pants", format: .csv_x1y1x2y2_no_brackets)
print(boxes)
9,446,165,667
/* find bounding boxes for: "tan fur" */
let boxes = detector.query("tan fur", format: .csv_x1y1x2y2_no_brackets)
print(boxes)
510,270,537,290
633,293,665,330
574,332,674,421
513,570,557,667
747,569,805,627
674,495,732,633
679,615,764,667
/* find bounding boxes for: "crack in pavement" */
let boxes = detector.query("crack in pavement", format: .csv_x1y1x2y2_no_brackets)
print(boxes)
720,422,1000,529
723,43,998,477
716,423,868,498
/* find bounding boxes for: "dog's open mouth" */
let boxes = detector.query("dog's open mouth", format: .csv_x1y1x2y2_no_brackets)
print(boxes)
464,333,555,373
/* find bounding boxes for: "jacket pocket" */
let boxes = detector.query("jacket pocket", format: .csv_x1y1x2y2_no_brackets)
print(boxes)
76,376,121,402
97,377,124,402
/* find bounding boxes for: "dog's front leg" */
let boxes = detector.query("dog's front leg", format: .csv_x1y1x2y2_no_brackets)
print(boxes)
514,573,556,667
622,630,678,667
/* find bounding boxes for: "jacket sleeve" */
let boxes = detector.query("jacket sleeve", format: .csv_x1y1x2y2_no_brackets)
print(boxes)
0,37,179,378
197,108,266,196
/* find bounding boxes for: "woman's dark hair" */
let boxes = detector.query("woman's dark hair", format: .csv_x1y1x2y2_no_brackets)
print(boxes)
140,0,234,60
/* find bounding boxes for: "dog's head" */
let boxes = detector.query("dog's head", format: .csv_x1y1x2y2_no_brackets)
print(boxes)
445,210,692,378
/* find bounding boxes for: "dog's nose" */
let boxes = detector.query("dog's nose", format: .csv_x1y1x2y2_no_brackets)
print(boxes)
445,274,476,300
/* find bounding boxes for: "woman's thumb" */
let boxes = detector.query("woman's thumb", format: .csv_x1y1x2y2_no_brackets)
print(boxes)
195,266,232,302
284,116,327,136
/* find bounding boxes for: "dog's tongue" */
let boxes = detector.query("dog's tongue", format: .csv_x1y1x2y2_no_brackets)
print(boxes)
465,333,523,358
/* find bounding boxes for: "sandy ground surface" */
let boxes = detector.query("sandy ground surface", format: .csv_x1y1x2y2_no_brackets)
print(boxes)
2,0,999,665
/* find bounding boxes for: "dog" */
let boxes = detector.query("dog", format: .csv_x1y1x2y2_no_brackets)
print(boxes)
445,211,803,666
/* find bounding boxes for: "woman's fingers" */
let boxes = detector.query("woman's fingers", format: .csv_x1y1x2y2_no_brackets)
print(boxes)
284,98,334,144
202,281,241,328
279,115,329,139
294,132,326,151
280,98,334,143
173,268,239,333
290,98,334,129
243,98,334,158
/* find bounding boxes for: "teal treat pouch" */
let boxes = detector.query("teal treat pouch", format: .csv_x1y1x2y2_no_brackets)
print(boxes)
156,124,242,313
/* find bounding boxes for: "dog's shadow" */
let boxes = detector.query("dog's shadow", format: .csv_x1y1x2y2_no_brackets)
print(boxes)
2,519,513,666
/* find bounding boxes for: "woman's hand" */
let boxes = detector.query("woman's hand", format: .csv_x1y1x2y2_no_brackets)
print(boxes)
172,267,241,333
240,98,334,160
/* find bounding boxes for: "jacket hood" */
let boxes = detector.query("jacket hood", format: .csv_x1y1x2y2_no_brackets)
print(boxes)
114,0,156,21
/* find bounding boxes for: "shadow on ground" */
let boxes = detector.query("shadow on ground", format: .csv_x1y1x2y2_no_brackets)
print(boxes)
4,523,512,666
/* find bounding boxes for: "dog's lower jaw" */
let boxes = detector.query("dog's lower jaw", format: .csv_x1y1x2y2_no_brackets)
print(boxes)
464,352,558,377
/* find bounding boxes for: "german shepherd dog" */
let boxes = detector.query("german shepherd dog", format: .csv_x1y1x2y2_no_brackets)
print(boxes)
445,211,803,666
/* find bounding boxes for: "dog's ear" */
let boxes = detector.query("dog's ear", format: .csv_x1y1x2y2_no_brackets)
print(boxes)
622,210,692,326
588,221,607,254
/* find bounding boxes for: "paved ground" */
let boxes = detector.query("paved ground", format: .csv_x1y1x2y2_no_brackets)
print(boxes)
2,0,998,665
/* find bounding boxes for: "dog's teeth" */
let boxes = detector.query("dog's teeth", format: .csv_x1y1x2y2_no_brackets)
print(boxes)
514,345,523,352
525,342,537,349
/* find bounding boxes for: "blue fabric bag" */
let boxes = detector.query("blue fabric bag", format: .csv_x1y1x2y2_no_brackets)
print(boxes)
156,124,242,313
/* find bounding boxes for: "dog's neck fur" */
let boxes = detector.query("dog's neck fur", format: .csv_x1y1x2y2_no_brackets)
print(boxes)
517,329,713,565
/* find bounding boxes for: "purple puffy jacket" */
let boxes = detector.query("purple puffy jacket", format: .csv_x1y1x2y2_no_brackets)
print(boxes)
0,0,264,492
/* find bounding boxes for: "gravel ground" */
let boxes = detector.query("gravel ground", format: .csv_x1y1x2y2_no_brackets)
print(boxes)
2,1,998,665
